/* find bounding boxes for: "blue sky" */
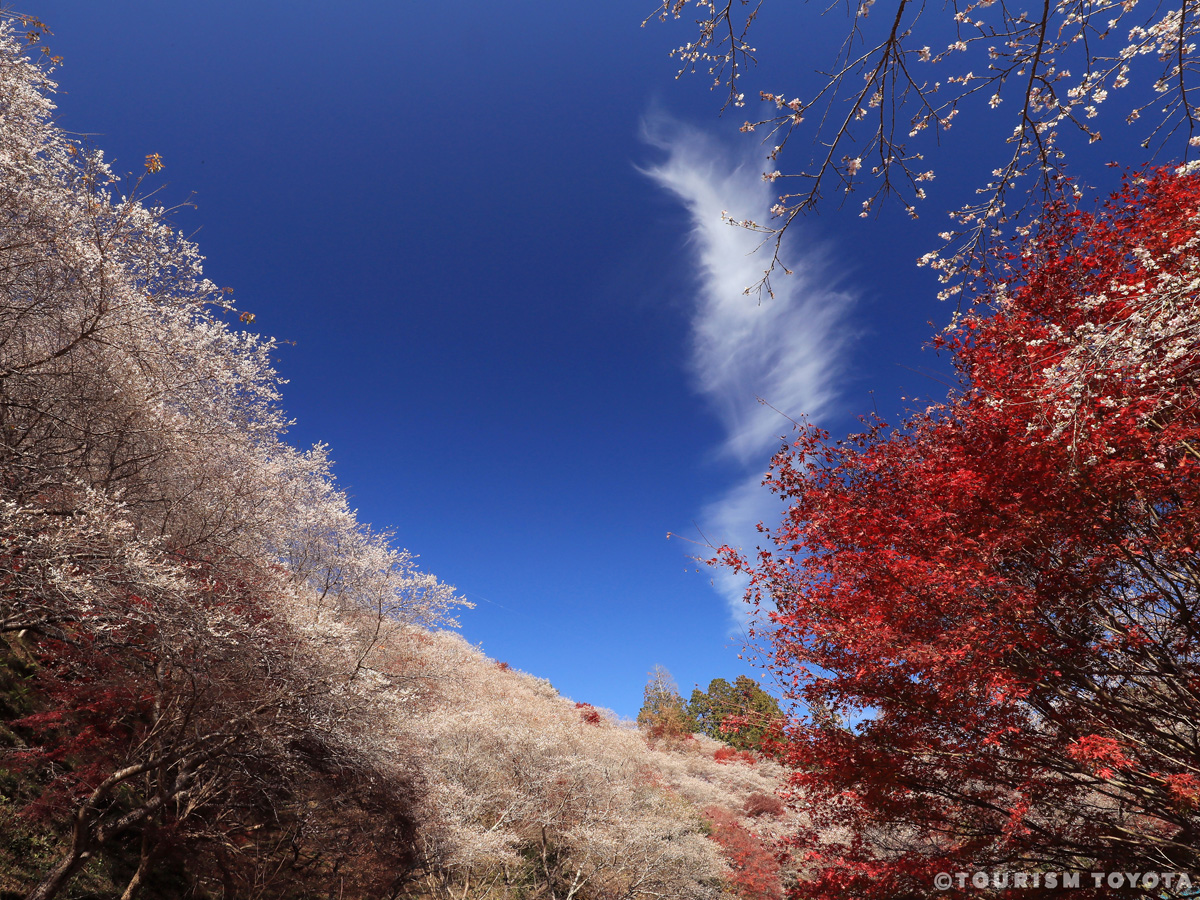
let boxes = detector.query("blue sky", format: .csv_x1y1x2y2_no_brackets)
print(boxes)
32,0,1135,719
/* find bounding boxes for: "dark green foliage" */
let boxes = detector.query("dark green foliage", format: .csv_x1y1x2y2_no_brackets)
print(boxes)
636,667,785,752
687,676,782,752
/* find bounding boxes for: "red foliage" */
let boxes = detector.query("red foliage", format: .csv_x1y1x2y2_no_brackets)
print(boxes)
1066,735,1137,780
9,617,160,821
718,169,1200,897
743,792,785,818
1166,774,1200,810
575,701,602,725
705,806,784,900
714,745,756,765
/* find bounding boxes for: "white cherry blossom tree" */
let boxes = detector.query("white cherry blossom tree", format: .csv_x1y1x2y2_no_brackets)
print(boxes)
649,0,1200,297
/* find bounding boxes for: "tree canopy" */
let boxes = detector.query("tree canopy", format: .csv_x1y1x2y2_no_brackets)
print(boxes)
689,676,784,752
637,665,699,740
651,0,1200,294
719,165,1200,898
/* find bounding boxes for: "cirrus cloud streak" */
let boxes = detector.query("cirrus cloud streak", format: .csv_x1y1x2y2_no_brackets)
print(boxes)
641,114,856,625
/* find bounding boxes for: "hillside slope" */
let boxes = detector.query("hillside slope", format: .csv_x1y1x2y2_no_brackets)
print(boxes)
0,19,795,900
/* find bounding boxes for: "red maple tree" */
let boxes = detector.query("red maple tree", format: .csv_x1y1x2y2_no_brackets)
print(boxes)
720,167,1200,898
705,805,785,900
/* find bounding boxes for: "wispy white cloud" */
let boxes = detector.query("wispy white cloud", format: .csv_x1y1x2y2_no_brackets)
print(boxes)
641,114,855,626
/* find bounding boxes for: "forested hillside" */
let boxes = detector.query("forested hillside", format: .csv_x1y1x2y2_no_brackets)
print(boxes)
0,21,794,900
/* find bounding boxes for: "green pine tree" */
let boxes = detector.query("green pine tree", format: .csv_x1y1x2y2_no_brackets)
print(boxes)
687,676,782,751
